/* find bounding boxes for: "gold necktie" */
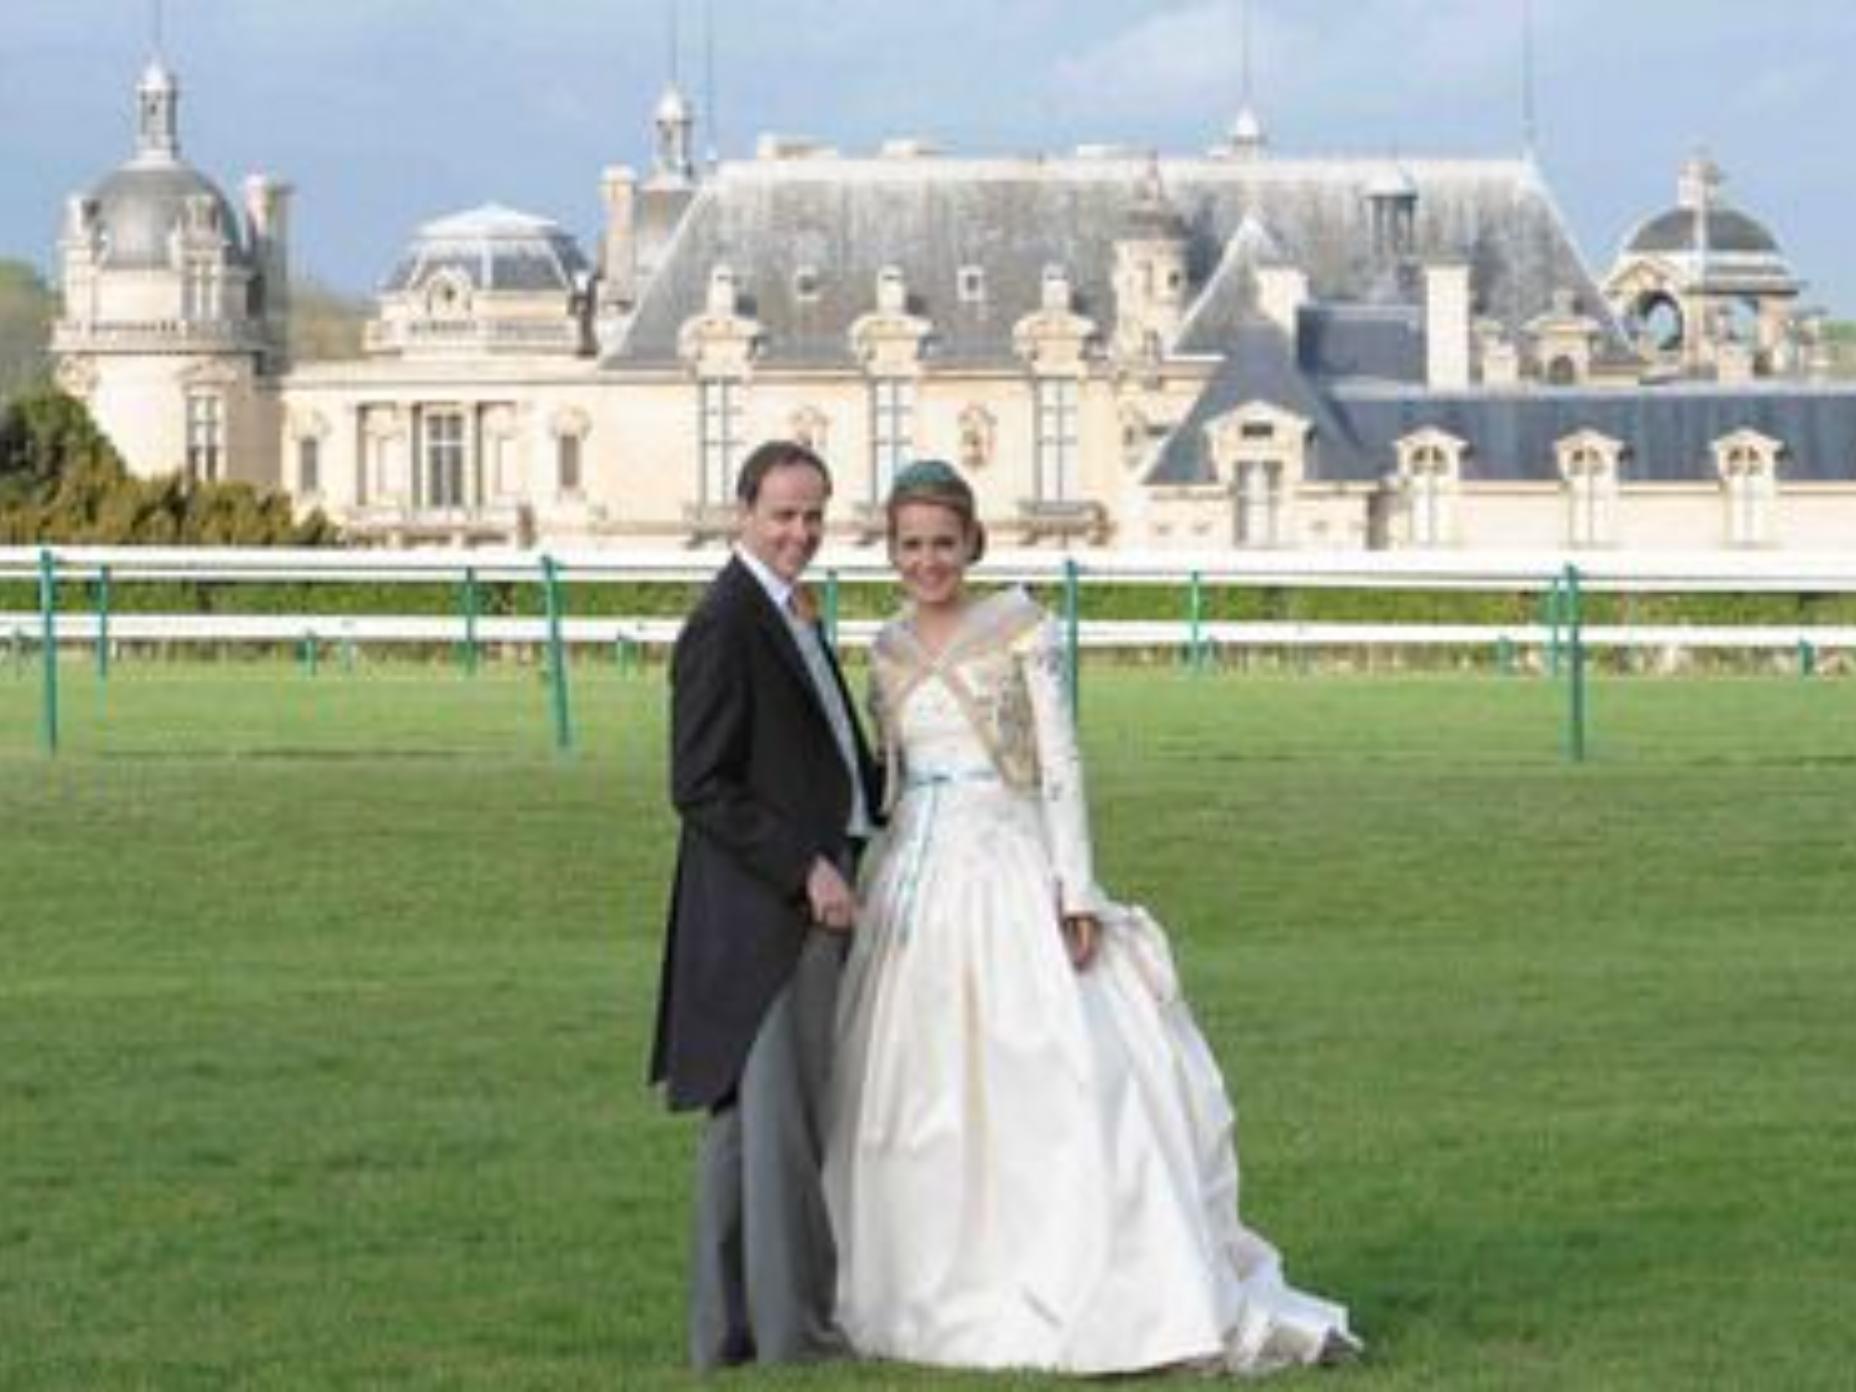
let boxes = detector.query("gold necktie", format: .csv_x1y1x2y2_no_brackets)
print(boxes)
788,581,819,625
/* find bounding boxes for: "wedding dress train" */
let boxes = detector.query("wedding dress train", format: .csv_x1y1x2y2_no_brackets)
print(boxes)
824,589,1357,1375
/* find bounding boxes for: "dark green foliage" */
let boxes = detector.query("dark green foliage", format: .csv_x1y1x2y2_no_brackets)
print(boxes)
0,258,52,403
0,387,337,546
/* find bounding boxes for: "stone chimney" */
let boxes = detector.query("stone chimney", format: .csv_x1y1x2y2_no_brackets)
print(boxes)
598,164,639,317
1255,265,1308,341
243,174,293,364
1424,262,1471,389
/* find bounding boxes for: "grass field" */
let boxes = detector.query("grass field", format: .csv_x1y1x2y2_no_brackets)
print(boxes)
3,663,1854,1389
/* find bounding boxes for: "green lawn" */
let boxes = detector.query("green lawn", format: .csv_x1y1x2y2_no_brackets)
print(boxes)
3,664,1853,1389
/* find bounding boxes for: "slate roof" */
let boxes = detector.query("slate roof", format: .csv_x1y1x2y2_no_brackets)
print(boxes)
607,152,1616,368
1626,206,1780,256
1150,355,1856,488
1148,317,1376,485
381,204,590,295
88,162,247,269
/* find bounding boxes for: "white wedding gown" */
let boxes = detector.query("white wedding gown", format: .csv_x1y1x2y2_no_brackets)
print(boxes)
825,589,1357,1375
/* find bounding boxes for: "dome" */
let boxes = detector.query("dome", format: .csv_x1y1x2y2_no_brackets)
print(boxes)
78,57,247,270
381,203,590,294
1625,206,1781,256
86,161,248,269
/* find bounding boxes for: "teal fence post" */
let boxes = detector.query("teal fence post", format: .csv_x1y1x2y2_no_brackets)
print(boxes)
459,566,480,676
301,631,319,677
1543,574,1564,679
541,554,573,753
1798,638,1816,678
1496,633,1515,676
96,564,112,683
1062,557,1081,717
1564,563,1587,763
38,548,58,755
1186,569,1206,674
341,631,357,674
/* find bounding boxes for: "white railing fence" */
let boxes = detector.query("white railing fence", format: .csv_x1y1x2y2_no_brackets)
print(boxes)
5,544,1854,757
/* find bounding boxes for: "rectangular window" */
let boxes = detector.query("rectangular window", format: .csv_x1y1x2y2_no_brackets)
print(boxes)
424,409,466,509
297,437,320,495
1410,470,1443,546
1234,459,1281,547
185,393,223,484
1725,470,1772,546
1566,468,1605,547
558,434,582,495
699,379,743,505
1033,377,1079,501
870,378,914,500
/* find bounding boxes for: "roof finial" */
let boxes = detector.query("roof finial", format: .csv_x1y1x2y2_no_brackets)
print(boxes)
134,25,182,165
152,0,165,59
1240,0,1254,107
1521,0,1539,156
703,0,719,167
667,0,680,86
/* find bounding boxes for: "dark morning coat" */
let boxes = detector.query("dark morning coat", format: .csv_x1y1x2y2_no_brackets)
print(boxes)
649,556,882,1112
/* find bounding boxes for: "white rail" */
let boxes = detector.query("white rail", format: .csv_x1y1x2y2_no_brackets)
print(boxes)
6,545,1856,593
3,613,1852,656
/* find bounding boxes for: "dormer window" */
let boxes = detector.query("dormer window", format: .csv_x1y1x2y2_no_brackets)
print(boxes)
1041,265,1072,312
1240,421,1274,440
1554,430,1625,548
1393,428,1467,548
957,265,986,304
1712,429,1783,547
876,265,908,315
793,266,821,304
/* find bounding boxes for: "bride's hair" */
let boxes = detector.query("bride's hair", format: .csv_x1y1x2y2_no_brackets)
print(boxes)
885,459,987,563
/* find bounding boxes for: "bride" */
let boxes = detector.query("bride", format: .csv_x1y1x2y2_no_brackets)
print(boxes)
823,460,1360,1376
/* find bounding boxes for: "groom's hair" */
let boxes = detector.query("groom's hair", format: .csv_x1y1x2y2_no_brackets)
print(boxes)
735,440,833,505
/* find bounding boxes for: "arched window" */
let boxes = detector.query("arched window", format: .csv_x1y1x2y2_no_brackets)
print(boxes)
1407,445,1449,545
1712,432,1782,548
1392,429,1466,548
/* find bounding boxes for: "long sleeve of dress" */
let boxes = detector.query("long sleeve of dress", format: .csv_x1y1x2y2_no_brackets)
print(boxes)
1017,619,1109,918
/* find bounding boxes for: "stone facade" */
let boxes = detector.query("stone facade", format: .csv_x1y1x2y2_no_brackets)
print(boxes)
51,63,1856,553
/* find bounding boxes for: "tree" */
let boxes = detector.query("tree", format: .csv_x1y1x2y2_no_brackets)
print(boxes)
0,387,339,545
289,276,368,361
0,259,54,403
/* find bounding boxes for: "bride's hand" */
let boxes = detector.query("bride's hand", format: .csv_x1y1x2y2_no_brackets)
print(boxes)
1061,914,1100,971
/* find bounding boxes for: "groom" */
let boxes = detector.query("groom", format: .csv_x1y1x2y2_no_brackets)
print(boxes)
650,439,881,1368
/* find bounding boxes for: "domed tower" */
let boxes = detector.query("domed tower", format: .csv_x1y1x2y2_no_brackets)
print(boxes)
1603,152,1802,376
1110,159,1191,363
51,57,289,484
367,204,594,358
652,82,697,188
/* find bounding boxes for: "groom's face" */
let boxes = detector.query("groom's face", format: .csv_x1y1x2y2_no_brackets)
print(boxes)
739,462,829,585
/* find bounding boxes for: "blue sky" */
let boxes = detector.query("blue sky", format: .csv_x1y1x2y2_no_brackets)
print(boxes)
4,0,1853,311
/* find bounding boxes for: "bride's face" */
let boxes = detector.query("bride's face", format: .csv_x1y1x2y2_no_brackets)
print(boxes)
891,501,972,609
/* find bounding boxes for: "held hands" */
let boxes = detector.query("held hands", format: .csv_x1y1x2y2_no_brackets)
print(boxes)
1061,913,1100,971
806,856,859,933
